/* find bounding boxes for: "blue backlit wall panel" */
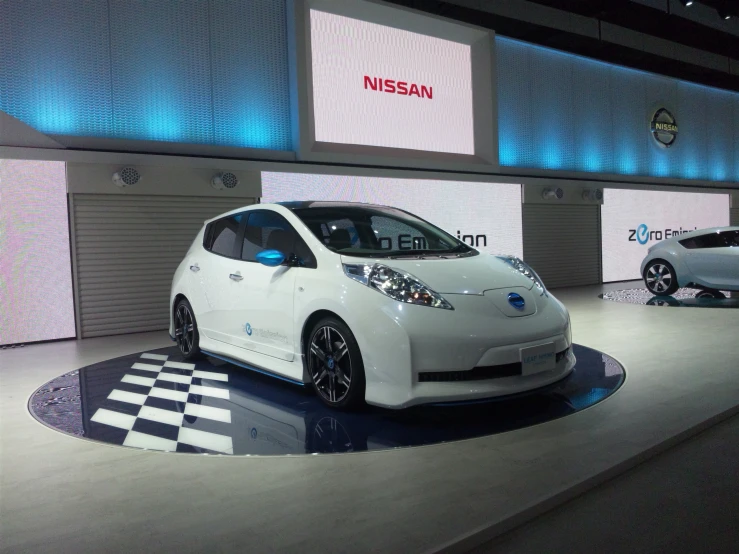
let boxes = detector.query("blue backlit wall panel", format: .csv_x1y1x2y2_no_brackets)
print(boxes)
735,96,739,181
497,37,739,183
0,0,112,136
210,0,292,151
0,0,291,151
109,0,213,144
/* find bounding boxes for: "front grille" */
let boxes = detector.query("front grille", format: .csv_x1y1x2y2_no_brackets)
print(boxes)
418,347,570,383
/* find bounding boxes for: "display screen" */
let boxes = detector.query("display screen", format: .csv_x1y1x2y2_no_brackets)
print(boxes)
309,9,474,155
601,188,730,282
261,172,523,257
0,159,75,345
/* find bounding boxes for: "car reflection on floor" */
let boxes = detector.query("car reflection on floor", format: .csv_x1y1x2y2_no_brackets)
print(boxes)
30,345,624,455
601,288,739,309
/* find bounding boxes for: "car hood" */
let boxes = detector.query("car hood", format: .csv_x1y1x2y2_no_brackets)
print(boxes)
340,253,535,295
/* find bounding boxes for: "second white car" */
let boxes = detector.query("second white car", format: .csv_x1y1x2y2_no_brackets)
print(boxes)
170,201,575,409
641,226,739,297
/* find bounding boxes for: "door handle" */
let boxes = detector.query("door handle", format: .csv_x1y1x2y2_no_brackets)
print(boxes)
229,273,243,281
190,264,200,272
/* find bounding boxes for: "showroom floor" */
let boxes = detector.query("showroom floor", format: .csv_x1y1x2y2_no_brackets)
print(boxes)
2,282,739,553
470,412,739,554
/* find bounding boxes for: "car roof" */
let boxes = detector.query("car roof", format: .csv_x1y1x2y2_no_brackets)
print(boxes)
276,200,390,210
663,226,739,242
203,200,396,225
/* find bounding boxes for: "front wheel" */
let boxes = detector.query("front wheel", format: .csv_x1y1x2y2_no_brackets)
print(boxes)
643,260,679,296
174,298,201,360
307,317,365,410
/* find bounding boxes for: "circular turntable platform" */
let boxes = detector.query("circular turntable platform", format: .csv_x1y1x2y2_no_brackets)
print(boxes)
30,344,624,456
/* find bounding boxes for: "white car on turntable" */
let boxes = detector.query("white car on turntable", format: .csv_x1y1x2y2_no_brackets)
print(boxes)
170,202,575,409
641,226,739,297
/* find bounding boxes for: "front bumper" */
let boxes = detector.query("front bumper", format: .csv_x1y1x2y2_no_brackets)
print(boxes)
343,289,575,409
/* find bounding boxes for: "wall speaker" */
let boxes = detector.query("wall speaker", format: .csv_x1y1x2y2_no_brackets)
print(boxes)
542,187,564,200
582,189,604,202
112,167,140,188
211,172,239,190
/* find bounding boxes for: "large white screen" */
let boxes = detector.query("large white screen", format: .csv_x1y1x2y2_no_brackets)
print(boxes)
0,159,75,345
601,189,730,282
309,10,474,155
261,172,523,257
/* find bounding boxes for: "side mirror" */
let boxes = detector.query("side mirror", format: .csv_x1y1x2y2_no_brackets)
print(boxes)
256,249,286,267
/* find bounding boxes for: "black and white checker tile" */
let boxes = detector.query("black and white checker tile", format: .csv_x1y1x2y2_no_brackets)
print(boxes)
90,353,234,454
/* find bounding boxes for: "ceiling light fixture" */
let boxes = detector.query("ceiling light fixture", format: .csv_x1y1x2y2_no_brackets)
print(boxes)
717,3,732,19
679,0,694,7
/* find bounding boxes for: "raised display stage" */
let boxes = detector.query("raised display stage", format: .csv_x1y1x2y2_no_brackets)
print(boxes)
29,344,624,456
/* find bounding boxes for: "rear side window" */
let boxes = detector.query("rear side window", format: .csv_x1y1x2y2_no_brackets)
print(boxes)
680,231,737,249
204,215,242,257
721,230,739,247
242,211,316,268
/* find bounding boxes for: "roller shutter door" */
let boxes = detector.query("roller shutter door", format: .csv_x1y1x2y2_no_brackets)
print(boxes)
71,194,255,338
522,204,601,289
731,208,739,226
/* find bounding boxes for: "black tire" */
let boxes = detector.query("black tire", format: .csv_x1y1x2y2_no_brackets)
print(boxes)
643,260,679,296
695,290,726,299
306,317,365,410
174,298,201,360
646,296,680,307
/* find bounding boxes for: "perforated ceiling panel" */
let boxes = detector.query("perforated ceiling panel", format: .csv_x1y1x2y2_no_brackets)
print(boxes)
0,0,112,136
210,0,292,150
497,37,739,183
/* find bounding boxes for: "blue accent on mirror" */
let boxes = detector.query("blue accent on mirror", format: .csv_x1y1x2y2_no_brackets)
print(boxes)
256,249,286,267
508,293,526,310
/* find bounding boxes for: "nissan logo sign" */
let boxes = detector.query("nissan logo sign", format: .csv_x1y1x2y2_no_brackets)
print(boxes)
650,108,678,148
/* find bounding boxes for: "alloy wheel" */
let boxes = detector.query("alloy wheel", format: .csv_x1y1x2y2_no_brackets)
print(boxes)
309,326,352,404
175,303,195,356
646,263,673,294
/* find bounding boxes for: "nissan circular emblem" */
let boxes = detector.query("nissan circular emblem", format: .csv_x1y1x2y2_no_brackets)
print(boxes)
650,108,678,148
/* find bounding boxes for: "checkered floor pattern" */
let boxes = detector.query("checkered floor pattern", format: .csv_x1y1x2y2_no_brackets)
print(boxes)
90,353,234,454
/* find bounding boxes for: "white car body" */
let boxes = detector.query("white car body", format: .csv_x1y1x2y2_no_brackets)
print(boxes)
640,226,739,294
170,202,575,409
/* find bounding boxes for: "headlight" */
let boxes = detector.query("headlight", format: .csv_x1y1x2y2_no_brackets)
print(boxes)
565,313,572,344
343,263,454,310
496,255,547,294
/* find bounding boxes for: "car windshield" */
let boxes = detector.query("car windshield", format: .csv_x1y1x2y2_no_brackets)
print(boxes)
290,205,476,258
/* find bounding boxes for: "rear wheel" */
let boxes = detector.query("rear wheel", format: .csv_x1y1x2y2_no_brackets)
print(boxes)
307,317,365,410
695,289,726,299
174,299,201,360
644,260,679,296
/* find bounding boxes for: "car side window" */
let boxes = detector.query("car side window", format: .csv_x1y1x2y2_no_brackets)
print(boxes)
719,230,739,247
242,211,316,268
205,215,242,258
679,233,724,250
